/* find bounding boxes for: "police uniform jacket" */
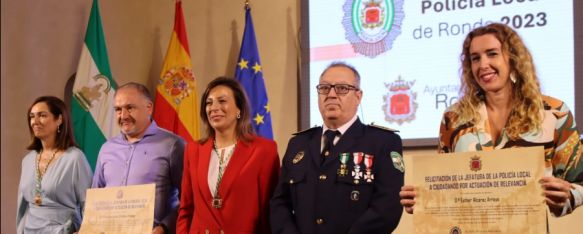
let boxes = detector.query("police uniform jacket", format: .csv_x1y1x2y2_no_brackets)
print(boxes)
270,118,404,234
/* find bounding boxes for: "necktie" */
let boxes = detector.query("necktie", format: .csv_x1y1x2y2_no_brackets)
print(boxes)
322,130,340,163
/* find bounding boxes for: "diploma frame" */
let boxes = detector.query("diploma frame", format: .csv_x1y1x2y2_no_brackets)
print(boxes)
405,147,546,234
79,183,156,234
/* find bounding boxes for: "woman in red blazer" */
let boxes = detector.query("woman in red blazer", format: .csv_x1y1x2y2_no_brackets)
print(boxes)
177,77,280,234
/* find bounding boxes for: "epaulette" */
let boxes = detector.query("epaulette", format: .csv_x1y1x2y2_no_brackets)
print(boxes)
368,123,399,132
292,126,320,135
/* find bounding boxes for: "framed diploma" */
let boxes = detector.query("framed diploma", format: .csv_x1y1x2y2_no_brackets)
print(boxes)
79,184,156,234
406,147,546,234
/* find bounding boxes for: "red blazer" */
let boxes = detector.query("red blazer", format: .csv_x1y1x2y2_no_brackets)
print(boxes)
177,136,280,234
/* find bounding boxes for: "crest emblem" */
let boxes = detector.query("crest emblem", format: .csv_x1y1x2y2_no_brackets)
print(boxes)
73,74,112,111
342,0,405,58
390,151,404,172
292,151,305,164
159,67,195,105
383,76,418,125
470,155,482,172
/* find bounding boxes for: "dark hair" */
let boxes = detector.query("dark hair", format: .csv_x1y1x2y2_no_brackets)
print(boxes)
320,61,361,87
27,96,77,152
115,82,153,102
199,77,255,143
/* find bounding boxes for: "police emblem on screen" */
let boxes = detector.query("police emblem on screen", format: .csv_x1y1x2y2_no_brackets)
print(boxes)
383,76,417,125
342,0,404,58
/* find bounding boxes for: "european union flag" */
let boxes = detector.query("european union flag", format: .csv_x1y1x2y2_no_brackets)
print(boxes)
235,6,273,139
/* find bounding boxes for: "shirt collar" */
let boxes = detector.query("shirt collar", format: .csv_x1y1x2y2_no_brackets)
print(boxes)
121,120,158,143
322,114,358,136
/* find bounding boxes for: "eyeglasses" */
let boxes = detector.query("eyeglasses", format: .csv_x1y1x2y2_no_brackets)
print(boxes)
316,84,359,95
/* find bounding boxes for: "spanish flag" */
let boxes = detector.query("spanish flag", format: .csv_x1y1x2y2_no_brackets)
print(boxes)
153,0,199,142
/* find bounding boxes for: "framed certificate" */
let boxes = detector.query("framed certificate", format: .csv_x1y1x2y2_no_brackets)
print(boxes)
79,183,156,234
406,147,546,233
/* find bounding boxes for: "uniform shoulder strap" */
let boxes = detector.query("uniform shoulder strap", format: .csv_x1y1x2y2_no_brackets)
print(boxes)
368,123,399,132
293,126,320,135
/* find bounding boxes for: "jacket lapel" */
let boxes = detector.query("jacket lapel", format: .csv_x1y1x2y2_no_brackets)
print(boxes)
197,140,214,204
196,139,224,226
323,119,365,167
218,139,253,200
310,127,324,168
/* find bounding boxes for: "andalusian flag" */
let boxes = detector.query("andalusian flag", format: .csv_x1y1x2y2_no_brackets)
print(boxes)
71,0,119,169
153,0,199,142
235,5,273,139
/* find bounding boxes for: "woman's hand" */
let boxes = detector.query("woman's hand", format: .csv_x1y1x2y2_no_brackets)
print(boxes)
539,176,573,212
400,185,416,214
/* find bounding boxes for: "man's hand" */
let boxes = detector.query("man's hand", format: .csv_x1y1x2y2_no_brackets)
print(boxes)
400,185,416,214
152,225,165,234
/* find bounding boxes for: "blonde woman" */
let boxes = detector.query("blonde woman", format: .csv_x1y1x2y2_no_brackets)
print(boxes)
400,23,582,217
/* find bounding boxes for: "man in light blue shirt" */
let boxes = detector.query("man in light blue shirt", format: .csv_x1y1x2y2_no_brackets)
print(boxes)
92,82,185,234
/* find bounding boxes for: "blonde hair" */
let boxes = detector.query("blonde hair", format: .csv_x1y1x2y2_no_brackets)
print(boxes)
454,23,543,139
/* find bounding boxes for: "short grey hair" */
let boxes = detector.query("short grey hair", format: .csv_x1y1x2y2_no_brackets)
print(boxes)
319,61,361,87
115,82,153,102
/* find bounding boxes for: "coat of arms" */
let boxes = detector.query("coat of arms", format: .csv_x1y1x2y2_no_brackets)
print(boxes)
73,74,112,111
159,67,195,105
382,76,417,125
342,0,405,58
470,155,482,172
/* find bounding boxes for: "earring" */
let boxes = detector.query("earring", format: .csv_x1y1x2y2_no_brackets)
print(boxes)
57,125,61,133
510,73,517,84
475,89,485,100
236,112,241,119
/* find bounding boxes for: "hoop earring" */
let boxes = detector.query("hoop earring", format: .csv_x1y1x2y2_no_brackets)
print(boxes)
236,112,241,119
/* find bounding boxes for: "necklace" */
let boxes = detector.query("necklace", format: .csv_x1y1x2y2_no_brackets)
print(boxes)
211,139,236,209
34,149,57,205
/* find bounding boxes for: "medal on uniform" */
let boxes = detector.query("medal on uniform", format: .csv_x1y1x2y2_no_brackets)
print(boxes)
364,154,374,183
352,152,364,184
212,197,223,209
337,153,350,177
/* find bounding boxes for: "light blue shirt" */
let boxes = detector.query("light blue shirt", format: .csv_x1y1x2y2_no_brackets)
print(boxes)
17,147,92,233
92,121,185,233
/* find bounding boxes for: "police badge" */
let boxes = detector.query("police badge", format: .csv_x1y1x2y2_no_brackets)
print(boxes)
342,0,405,58
292,151,305,164
390,151,404,172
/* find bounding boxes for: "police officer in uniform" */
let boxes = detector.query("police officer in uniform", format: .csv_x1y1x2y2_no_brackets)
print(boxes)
270,62,404,233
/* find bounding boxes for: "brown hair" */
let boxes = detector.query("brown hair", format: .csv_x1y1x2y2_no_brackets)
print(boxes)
454,23,543,139
199,77,255,143
27,96,77,152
